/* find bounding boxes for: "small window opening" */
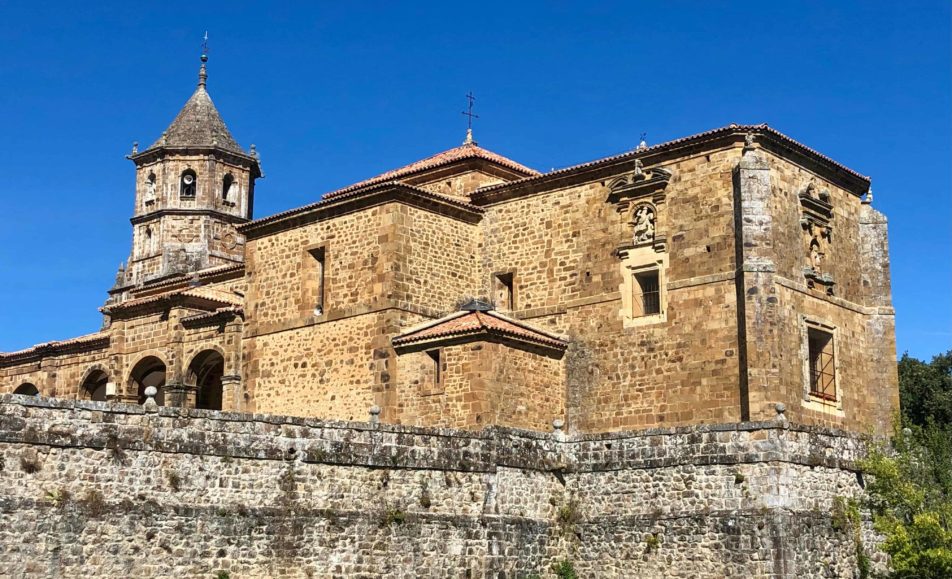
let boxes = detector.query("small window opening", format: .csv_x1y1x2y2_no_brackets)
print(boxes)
180,170,197,198
633,271,661,316
309,247,326,315
222,173,234,201
427,349,443,386
493,272,514,310
808,328,836,401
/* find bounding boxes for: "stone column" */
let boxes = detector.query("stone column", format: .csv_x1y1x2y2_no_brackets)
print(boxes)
221,374,242,412
164,382,196,408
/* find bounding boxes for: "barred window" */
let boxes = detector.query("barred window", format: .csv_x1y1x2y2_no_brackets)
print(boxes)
808,328,836,401
633,271,661,316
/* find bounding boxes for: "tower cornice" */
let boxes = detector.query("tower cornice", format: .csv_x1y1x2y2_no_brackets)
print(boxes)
129,145,262,178
129,208,250,226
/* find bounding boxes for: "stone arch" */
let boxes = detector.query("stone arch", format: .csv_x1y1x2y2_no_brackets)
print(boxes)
222,173,235,201
79,365,110,402
128,355,167,406
186,349,225,411
13,383,39,396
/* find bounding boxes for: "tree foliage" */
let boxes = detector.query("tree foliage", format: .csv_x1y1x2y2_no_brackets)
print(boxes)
898,351,952,428
859,350,952,578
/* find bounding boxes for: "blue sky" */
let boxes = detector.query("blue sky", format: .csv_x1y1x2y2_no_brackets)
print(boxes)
0,1,949,359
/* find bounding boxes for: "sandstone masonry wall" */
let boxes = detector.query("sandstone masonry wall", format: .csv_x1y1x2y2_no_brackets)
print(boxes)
0,395,881,578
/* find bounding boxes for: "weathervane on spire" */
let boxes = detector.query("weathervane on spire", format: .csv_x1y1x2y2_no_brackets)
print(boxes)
462,91,478,145
198,31,209,88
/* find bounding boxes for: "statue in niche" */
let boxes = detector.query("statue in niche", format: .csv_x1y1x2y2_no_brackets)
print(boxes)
631,204,655,244
810,238,822,272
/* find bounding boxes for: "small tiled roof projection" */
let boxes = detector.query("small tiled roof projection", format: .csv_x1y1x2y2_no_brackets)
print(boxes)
392,309,567,351
322,142,539,200
146,63,243,154
101,286,244,315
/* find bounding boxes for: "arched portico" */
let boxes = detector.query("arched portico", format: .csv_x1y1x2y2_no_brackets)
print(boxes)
13,383,39,396
80,366,110,401
187,349,225,411
129,356,167,406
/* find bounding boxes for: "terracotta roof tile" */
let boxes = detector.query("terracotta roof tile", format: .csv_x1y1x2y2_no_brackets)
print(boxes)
393,310,567,350
0,332,109,360
102,286,243,314
471,124,871,203
322,142,539,201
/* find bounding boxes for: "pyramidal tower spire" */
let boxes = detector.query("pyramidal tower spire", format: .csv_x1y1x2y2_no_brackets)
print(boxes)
113,37,262,297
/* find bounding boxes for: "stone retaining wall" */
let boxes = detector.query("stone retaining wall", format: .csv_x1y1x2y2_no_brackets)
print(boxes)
0,395,879,578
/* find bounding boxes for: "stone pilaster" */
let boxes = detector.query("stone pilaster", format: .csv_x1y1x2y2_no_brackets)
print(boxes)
733,137,779,421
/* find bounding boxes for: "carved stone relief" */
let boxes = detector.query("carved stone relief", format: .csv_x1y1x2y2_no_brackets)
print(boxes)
799,179,835,294
630,204,655,245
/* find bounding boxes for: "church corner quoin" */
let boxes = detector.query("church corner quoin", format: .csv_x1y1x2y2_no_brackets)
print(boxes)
0,55,898,577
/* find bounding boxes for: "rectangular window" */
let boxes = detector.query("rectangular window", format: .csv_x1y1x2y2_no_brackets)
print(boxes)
308,247,325,314
426,349,443,386
493,272,515,311
633,271,661,316
808,327,836,401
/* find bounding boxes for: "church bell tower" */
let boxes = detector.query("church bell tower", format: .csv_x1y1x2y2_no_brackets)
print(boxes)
115,50,261,293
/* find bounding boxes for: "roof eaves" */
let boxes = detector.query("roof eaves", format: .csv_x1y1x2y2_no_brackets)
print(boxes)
239,181,484,238
470,124,870,204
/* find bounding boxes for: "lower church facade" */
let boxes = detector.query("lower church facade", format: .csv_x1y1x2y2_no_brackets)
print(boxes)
0,57,899,577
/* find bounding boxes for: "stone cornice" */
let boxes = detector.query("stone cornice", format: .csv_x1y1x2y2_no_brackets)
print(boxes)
129,145,262,178
471,125,871,206
130,208,250,226
239,182,483,240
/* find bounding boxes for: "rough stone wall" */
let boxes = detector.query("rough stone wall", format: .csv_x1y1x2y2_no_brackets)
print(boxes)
482,147,743,432
246,312,383,420
396,342,564,431
0,395,881,578
394,204,481,314
243,207,385,329
407,168,513,201
743,148,898,432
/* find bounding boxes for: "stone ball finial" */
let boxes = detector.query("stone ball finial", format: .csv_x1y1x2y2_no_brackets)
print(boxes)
552,418,565,432
143,386,158,411
369,405,381,425
774,403,787,420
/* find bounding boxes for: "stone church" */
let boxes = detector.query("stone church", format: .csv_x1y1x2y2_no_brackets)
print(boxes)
0,56,898,436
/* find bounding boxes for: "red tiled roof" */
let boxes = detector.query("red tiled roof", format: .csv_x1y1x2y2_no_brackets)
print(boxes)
322,142,539,201
0,332,109,361
471,124,871,204
102,286,243,314
392,310,567,350
180,305,244,324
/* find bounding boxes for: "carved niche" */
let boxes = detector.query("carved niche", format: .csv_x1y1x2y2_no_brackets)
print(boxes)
799,179,835,294
608,159,672,254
